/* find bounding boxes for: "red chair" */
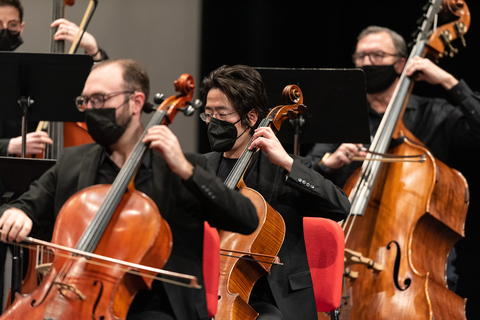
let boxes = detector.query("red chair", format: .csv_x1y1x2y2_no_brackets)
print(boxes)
303,217,345,320
203,221,220,319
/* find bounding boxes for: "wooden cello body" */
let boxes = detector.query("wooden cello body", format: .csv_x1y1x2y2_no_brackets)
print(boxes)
338,1,471,319
217,85,306,319
217,186,285,319
2,186,171,320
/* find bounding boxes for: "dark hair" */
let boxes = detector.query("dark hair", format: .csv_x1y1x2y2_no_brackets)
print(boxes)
92,59,150,102
0,0,24,22
200,65,269,131
356,26,408,58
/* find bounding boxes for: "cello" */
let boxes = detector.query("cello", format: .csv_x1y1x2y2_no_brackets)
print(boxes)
1,74,199,320
338,0,470,319
217,84,307,319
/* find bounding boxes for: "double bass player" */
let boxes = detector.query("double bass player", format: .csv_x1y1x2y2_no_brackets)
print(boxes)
307,26,480,189
305,25,480,314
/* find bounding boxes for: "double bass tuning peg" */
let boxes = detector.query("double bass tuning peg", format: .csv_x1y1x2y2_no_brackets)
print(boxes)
439,30,458,58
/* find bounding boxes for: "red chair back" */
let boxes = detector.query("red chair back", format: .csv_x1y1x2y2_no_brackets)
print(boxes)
203,221,220,318
303,217,345,312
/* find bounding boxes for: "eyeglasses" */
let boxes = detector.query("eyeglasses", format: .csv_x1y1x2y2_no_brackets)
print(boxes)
75,91,134,112
199,112,237,122
0,21,21,34
352,51,400,65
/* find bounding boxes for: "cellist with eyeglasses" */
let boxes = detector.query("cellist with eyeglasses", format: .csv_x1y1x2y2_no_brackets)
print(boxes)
0,59,259,320
200,65,350,320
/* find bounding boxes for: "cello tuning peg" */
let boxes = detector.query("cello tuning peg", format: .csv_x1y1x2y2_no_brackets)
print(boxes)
286,109,297,120
154,93,166,104
297,104,308,115
192,99,203,109
180,102,195,117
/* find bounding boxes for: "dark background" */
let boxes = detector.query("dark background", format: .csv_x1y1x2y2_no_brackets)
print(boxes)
200,0,480,318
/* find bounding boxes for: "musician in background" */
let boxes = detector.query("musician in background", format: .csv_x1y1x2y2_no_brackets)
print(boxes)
200,65,350,319
306,26,480,190
306,26,480,298
0,59,258,320
0,0,107,156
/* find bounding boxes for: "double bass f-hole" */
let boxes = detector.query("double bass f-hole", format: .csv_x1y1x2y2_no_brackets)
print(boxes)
386,241,412,291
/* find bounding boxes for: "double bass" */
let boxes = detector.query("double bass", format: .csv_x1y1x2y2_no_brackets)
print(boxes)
1,74,199,320
45,0,97,159
339,0,470,319
217,84,307,319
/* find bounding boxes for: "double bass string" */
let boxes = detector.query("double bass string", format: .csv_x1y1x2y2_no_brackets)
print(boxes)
340,36,428,244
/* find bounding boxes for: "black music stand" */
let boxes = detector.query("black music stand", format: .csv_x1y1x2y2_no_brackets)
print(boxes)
256,68,370,155
0,52,93,156
0,52,92,307
0,157,56,309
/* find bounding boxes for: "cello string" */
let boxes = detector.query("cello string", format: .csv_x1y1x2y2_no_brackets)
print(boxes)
6,240,201,289
219,253,283,265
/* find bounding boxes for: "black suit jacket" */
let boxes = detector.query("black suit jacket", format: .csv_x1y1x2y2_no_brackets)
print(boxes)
204,151,350,320
0,143,258,320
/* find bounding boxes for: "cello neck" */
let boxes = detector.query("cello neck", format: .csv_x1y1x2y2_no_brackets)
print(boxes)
75,74,195,253
223,118,270,190
75,108,168,253
223,84,305,190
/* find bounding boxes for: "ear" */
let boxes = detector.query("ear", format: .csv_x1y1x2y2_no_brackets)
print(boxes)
247,109,258,127
131,91,145,115
19,22,25,35
395,57,407,74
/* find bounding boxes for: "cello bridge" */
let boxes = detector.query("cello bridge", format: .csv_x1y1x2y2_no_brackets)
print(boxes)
53,281,86,300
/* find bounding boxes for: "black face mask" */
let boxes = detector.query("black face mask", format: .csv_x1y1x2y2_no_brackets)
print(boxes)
0,29,23,51
207,117,248,152
361,64,399,94
85,108,128,147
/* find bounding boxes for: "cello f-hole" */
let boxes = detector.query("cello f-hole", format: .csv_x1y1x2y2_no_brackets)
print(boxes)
92,280,104,320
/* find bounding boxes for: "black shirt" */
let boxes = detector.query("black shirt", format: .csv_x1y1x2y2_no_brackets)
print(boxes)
95,148,153,196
